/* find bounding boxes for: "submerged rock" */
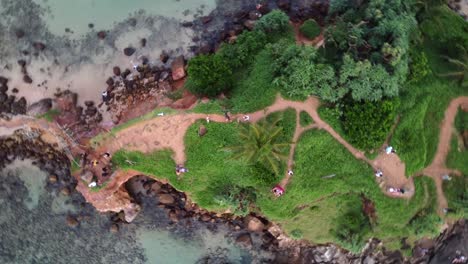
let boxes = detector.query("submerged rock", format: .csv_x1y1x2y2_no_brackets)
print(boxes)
27,98,52,116
123,47,136,56
66,215,79,227
158,194,175,205
236,233,253,248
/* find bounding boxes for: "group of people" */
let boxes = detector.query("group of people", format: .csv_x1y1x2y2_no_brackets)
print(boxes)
82,151,112,188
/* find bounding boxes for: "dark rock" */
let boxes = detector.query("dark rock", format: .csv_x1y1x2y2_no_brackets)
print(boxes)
17,60,26,68
85,106,97,116
160,51,169,63
128,18,137,27
277,0,291,11
122,69,131,79
11,97,27,115
198,125,207,137
113,66,121,76
106,77,114,86
140,38,147,47
198,42,213,54
88,23,94,28
23,75,33,84
110,224,119,233
11,88,18,93
0,84,7,93
60,187,70,196
123,47,136,56
97,31,106,39
158,193,175,205
236,233,253,248
15,29,25,38
27,98,52,116
171,55,186,81
181,21,193,27
201,16,213,24
66,215,79,227
0,76,8,85
200,213,211,222
33,42,46,51
0,92,8,103
84,101,94,107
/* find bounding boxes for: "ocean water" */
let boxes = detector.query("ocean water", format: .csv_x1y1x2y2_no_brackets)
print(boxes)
0,0,221,109
0,160,252,263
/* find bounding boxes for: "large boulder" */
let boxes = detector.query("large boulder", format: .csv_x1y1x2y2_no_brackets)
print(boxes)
245,215,265,232
123,47,136,56
27,98,52,116
56,92,77,112
236,233,253,248
171,55,186,81
158,193,175,205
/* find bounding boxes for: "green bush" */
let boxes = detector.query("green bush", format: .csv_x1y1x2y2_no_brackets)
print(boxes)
217,30,268,69
408,50,431,83
443,174,468,215
300,19,321,39
342,99,398,150
255,10,290,33
300,111,314,126
290,229,304,239
331,196,371,252
186,54,232,97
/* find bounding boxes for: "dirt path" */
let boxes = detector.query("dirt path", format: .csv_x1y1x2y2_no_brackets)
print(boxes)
418,96,468,215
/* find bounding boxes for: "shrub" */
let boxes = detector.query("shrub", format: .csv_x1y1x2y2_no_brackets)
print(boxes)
186,54,232,97
217,30,268,69
290,229,304,239
300,111,314,126
255,10,290,33
300,19,321,39
408,50,431,83
331,197,370,252
342,99,398,150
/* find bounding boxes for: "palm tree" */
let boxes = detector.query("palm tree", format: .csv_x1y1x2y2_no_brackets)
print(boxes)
439,45,468,87
225,117,290,175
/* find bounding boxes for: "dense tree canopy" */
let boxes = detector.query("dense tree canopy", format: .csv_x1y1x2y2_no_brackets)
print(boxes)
186,54,232,97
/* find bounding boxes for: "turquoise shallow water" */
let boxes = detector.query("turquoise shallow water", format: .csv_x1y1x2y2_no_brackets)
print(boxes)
32,0,216,36
0,160,252,263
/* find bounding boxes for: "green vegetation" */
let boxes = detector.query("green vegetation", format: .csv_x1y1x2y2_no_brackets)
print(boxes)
342,100,398,150
331,196,371,252
186,54,232,97
300,19,321,39
254,10,290,33
390,4,468,176
225,116,290,175
443,174,467,216
299,111,313,126
37,109,60,122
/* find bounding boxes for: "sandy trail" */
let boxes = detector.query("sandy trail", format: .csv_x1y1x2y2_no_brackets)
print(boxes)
419,96,468,215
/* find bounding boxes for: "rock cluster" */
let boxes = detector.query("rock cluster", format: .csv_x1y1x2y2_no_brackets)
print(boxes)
0,77,27,115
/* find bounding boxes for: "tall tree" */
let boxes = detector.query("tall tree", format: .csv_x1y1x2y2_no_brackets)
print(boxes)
225,117,289,175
